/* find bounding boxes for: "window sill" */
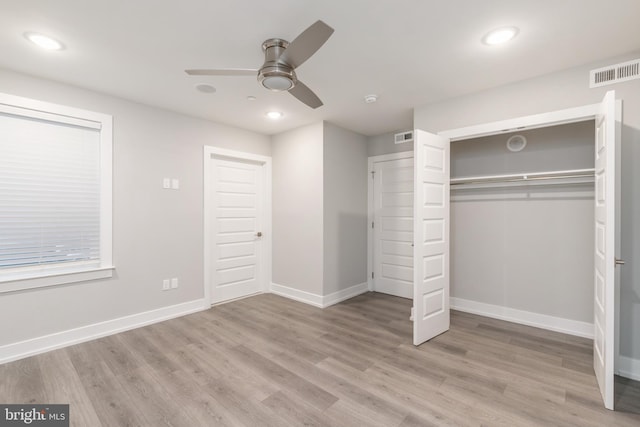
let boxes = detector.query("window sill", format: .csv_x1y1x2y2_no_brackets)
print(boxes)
0,266,115,294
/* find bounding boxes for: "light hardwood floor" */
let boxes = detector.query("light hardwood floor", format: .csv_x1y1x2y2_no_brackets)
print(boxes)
1,292,639,426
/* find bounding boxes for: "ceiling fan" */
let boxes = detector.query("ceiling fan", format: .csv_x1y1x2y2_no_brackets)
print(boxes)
186,20,334,109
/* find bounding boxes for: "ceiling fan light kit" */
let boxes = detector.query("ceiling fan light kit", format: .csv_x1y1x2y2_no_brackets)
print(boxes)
186,20,334,109
261,74,295,91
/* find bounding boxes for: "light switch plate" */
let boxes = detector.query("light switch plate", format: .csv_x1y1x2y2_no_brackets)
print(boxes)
163,178,171,189
171,179,180,190
162,279,170,290
170,278,178,289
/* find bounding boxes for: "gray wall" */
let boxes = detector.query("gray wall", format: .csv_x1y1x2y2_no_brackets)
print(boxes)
323,122,368,294
451,123,595,323
451,122,595,176
367,130,414,157
271,123,324,295
0,68,270,346
414,50,640,361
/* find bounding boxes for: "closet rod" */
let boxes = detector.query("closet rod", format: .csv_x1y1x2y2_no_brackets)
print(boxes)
450,168,595,186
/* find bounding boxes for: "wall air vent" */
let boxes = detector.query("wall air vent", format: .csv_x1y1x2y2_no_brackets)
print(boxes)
394,131,413,144
590,58,640,88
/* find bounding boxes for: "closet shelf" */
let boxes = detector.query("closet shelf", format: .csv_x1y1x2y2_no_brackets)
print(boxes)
450,168,595,190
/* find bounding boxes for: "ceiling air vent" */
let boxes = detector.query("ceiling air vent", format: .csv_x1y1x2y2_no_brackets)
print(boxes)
590,58,640,88
394,131,413,144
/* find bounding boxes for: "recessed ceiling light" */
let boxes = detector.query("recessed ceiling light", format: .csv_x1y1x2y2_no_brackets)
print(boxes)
364,94,378,103
195,83,216,93
266,111,283,120
247,96,257,101
24,32,64,50
482,27,519,45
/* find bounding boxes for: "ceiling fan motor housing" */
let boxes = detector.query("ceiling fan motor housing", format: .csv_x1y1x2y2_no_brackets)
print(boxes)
258,38,297,91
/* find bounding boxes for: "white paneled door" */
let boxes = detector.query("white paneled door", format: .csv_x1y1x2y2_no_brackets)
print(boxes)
413,130,450,346
593,90,619,410
372,155,414,299
210,156,266,304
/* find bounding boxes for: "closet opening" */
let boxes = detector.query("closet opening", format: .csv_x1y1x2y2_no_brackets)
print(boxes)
368,121,599,335
449,121,596,340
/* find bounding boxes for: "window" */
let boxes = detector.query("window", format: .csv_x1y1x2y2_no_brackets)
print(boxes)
0,93,113,292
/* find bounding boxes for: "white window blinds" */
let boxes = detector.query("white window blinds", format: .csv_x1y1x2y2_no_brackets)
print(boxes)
0,112,101,272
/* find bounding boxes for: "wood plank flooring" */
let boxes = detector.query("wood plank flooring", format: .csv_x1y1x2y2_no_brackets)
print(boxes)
1,292,639,426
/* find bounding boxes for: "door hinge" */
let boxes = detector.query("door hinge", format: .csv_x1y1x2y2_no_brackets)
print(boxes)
371,170,375,179
371,272,374,279
371,221,374,229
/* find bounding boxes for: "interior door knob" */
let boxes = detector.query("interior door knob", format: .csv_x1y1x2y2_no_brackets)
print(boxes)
256,231,263,237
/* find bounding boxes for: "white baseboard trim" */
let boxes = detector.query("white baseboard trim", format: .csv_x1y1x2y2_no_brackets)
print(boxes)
270,283,324,308
270,282,368,309
323,282,369,308
618,356,640,381
450,297,594,339
0,299,208,365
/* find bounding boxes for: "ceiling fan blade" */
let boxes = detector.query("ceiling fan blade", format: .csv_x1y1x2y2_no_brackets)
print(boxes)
185,69,257,76
279,20,334,69
289,81,323,109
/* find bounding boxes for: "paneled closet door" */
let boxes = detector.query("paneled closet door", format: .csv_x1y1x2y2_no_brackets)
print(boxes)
413,130,450,346
372,156,414,299
593,90,619,410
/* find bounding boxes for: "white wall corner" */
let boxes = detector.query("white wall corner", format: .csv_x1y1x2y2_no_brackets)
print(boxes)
322,282,369,308
0,299,208,365
270,282,368,309
450,297,594,339
617,356,640,381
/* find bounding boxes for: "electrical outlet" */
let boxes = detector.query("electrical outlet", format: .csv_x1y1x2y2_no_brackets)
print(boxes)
171,178,180,190
162,279,170,291
163,178,171,189
170,278,178,289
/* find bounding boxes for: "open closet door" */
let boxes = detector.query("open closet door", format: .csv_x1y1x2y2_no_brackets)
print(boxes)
594,90,619,410
413,130,450,346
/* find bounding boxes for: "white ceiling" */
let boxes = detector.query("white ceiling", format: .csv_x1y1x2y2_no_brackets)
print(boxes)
2,0,640,136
